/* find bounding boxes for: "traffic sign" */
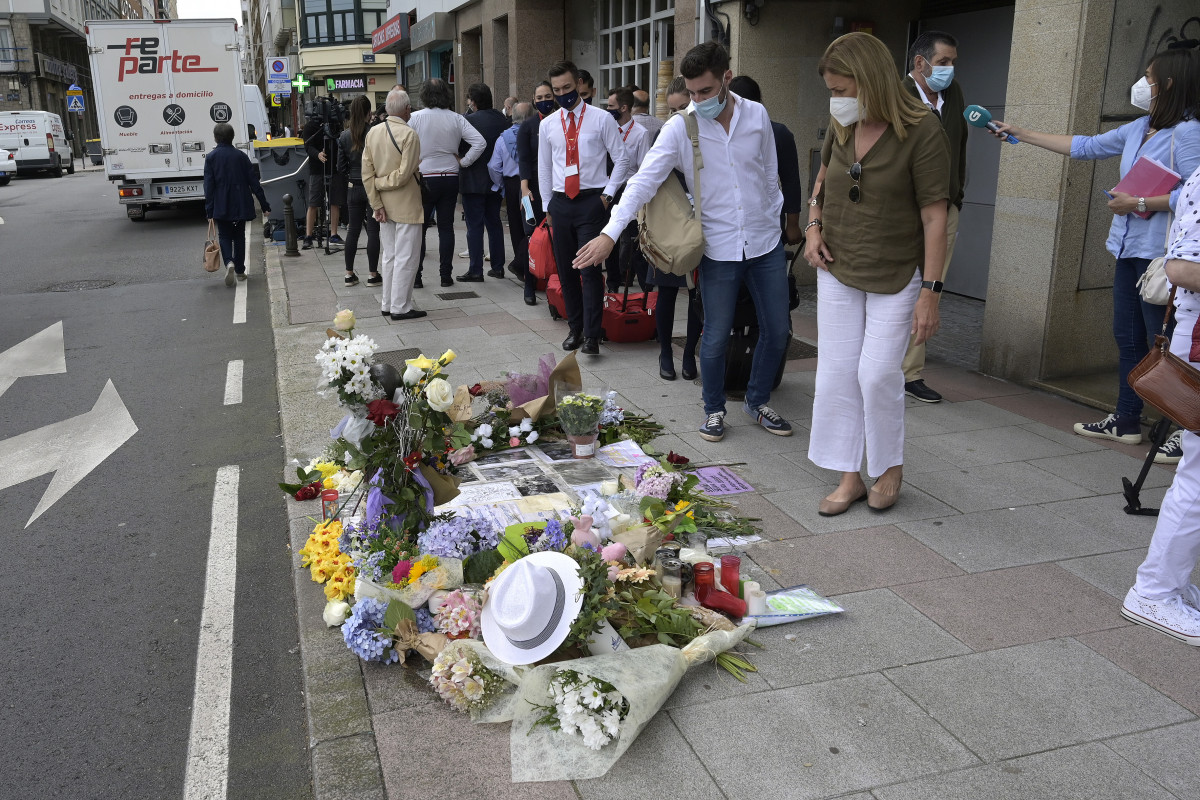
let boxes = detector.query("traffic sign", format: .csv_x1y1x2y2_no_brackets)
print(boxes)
267,58,290,92
66,84,83,97
67,95,85,113
291,73,310,94
269,93,281,107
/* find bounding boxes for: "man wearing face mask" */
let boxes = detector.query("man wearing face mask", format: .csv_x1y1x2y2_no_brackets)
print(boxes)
603,86,651,292
574,41,792,441
539,60,634,355
899,30,967,404
578,70,596,105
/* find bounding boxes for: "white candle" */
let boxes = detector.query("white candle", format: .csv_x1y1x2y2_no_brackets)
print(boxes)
747,590,768,615
661,574,682,598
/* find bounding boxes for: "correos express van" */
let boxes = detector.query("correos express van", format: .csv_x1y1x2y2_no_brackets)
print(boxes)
0,110,73,177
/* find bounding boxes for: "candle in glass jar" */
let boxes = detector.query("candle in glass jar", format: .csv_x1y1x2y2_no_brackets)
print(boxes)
692,562,716,602
660,558,682,599
720,555,741,596
321,489,339,521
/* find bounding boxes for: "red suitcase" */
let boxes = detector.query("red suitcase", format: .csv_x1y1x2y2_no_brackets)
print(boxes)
602,284,658,343
527,219,556,281
546,273,568,321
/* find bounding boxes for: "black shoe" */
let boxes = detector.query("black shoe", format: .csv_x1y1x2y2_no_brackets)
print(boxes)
659,356,677,381
441,277,455,287
344,273,359,286
366,273,382,286
581,337,600,355
414,277,424,289
382,309,390,317
301,237,313,250
456,273,484,282
390,309,428,321
904,380,943,403
487,270,506,279
328,234,345,245
524,295,537,306
681,356,697,381
562,330,583,351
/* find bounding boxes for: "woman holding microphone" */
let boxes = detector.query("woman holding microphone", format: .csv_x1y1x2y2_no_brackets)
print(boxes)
992,46,1200,462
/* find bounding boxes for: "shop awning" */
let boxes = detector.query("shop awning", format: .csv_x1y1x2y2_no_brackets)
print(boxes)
372,14,411,55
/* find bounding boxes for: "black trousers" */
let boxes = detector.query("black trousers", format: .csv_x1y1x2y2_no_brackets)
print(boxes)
344,183,380,273
418,175,459,280
548,191,606,337
502,175,529,274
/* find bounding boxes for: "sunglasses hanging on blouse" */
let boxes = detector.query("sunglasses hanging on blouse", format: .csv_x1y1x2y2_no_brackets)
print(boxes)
847,162,862,204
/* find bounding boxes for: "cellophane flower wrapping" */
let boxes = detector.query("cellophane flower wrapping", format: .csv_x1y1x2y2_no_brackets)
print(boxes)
506,354,557,407
354,557,464,608
508,622,754,782
445,639,527,723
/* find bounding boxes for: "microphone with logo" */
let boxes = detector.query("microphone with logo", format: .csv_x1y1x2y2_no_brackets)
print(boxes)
963,105,1020,144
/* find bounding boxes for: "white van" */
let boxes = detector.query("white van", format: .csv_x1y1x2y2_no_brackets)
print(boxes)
243,84,269,142
0,110,73,177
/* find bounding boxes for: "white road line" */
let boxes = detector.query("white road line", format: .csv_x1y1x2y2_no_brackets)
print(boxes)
232,279,246,324
183,464,240,800
222,360,243,406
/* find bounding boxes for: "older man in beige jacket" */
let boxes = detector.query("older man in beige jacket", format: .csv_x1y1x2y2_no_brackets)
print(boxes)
364,87,425,320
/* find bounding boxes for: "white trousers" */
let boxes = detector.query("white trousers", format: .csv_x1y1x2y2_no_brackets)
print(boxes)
809,269,920,477
1134,305,1200,599
380,221,422,314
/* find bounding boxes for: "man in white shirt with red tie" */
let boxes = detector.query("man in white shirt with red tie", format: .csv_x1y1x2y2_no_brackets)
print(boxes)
539,60,633,355
575,41,793,442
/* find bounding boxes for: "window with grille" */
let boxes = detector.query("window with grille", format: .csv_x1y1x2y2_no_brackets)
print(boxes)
597,0,674,119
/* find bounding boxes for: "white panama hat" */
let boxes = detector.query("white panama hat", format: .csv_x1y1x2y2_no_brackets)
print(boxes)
481,551,585,665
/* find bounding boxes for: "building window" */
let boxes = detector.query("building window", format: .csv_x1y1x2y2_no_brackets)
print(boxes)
598,0,674,119
300,0,385,46
0,24,16,74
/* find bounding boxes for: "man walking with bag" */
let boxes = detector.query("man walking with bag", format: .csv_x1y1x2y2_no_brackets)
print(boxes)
575,41,792,441
538,60,633,355
364,88,426,321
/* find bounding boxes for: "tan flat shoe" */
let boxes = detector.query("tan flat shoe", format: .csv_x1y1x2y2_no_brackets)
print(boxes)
868,484,900,512
818,487,868,517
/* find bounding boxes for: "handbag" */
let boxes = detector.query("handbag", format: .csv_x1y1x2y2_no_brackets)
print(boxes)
637,111,705,288
203,220,222,272
1128,285,1200,432
1136,129,1176,305
383,118,431,206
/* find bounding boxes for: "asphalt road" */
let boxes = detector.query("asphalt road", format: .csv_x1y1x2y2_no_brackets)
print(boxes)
0,170,311,799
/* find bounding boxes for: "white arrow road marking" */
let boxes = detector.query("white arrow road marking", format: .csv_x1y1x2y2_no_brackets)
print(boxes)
0,321,66,399
222,360,243,405
184,465,239,800
0,379,138,527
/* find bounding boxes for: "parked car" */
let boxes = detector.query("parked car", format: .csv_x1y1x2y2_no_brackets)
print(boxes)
0,148,15,185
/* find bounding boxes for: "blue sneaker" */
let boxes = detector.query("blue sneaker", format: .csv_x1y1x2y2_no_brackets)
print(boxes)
744,402,793,436
1073,413,1141,445
699,411,726,442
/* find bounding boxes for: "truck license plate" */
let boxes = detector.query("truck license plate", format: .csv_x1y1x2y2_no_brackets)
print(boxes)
164,182,200,196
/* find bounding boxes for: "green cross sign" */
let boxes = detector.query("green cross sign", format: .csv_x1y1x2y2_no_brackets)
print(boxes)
291,73,310,93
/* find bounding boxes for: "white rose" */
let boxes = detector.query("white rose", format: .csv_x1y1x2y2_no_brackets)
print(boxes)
526,431,539,444
425,378,454,412
599,479,619,496
322,600,351,627
403,364,424,386
477,423,493,437
333,309,356,331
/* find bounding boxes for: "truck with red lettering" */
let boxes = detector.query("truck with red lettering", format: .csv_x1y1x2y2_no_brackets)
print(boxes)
86,18,250,221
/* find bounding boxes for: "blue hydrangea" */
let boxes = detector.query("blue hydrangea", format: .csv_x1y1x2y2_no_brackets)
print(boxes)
530,519,568,552
415,606,436,634
353,550,386,583
418,513,502,559
342,598,399,664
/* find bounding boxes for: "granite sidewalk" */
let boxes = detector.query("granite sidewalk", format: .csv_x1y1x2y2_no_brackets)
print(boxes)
261,223,1200,800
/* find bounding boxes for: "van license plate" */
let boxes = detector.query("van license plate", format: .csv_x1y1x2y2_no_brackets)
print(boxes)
164,183,200,196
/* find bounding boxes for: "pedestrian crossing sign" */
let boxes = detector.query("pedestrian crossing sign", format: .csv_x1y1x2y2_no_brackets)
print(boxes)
67,95,85,113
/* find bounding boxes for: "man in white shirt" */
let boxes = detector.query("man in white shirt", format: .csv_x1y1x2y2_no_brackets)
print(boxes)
604,86,651,292
631,90,664,139
575,41,793,442
538,60,633,355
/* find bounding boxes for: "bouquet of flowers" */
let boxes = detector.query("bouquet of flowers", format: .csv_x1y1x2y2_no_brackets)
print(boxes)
342,597,400,664
430,645,509,712
506,354,557,407
418,513,503,560
433,587,482,639
556,392,604,436
531,669,630,750
299,520,356,601
316,334,384,408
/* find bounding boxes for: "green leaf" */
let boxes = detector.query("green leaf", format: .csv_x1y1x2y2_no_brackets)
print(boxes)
657,632,675,646
464,548,506,584
382,600,415,632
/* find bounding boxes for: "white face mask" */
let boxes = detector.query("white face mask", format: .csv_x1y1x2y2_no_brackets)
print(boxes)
1131,77,1156,111
830,97,861,127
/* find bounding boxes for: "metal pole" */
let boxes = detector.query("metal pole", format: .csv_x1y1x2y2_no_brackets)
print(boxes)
283,193,300,257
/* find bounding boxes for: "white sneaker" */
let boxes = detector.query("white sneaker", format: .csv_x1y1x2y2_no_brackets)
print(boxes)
224,261,236,287
1121,588,1200,645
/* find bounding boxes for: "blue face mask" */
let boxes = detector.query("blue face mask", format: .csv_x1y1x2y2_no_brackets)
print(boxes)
925,65,954,92
608,108,623,122
555,89,580,110
692,81,728,120
534,99,557,116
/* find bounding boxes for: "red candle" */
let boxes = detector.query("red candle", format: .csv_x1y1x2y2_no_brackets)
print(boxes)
701,587,748,618
321,489,339,521
693,562,715,603
720,555,741,597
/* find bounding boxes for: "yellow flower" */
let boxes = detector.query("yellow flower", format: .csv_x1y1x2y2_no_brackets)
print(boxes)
323,477,337,490
311,461,341,480
407,554,440,584
405,354,438,372
438,349,457,365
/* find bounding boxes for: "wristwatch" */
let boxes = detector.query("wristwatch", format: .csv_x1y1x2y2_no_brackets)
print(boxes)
808,197,819,207
921,280,944,293
601,194,613,206
1136,197,1147,213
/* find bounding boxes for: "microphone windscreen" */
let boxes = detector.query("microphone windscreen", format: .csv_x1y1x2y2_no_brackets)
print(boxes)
963,105,993,128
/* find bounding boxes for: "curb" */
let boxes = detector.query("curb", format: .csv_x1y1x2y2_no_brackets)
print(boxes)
264,239,389,800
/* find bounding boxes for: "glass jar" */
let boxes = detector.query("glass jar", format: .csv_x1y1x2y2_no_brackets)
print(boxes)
659,558,682,599
321,489,339,521
701,587,748,618
692,562,716,602
720,555,741,597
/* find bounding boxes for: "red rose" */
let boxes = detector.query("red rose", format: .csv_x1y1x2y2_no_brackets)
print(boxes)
468,383,484,397
666,451,690,466
366,398,400,426
392,560,412,583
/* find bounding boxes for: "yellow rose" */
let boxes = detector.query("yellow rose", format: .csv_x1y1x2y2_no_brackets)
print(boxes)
439,349,457,365
405,355,438,372
425,378,454,412
333,309,356,331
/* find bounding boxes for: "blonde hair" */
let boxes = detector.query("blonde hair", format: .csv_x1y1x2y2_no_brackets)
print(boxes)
819,32,928,144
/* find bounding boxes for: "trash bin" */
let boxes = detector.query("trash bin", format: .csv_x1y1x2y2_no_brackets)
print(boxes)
254,137,310,239
86,139,103,166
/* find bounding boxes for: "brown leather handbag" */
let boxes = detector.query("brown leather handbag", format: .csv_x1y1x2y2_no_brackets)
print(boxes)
1128,285,1200,433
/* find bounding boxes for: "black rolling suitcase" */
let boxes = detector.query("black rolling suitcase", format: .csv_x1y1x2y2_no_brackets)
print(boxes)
721,250,800,392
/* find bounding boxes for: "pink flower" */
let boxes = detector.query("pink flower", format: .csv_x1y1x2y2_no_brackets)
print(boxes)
392,560,412,583
601,542,627,562
607,563,620,581
449,445,476,466
509,436,521,447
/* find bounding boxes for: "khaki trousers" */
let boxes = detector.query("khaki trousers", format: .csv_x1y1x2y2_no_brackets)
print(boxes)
902,203,960,382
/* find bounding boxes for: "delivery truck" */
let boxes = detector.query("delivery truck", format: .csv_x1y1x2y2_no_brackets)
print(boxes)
86,18,254,221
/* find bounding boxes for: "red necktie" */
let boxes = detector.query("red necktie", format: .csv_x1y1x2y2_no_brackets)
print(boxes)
565,111,580,199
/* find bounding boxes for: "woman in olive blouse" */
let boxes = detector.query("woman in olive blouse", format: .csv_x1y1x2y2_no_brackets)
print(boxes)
803,32,951,516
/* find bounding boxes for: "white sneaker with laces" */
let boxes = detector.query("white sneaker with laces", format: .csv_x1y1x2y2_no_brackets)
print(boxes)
224,261,236,287
1121,588,1200,645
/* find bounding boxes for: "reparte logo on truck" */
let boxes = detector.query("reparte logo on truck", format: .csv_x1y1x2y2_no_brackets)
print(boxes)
107,38,219,81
